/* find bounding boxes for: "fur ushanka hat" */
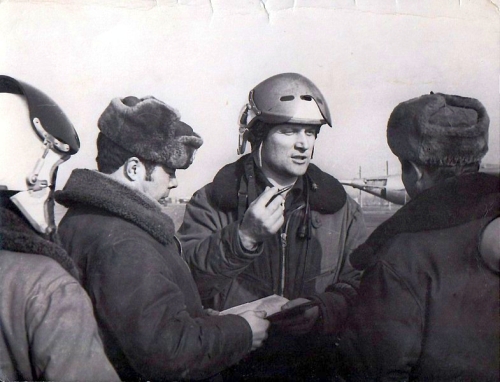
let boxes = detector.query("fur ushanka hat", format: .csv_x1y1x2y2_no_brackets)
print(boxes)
387,93,489,166
98,96,203,169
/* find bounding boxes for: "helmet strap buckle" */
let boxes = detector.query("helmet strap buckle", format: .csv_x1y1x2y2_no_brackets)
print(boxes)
237,104,251,155
33,117,71,153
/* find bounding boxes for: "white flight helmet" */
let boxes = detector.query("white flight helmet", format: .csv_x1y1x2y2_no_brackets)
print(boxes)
0,75,79,234
237,73,332,154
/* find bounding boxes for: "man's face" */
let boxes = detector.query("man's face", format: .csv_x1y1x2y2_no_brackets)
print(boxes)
141,164,178,202
260,123,318,184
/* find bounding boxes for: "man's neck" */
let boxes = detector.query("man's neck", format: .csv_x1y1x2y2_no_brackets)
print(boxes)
102,171,161,206
266,176,296,190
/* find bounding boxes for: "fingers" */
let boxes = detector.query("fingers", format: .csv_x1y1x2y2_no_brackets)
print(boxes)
256,187,285,224
239,187,286,245
254,310,267,319
266,211,285,233
256,186,280,206
238,310,270,351
252,325,269,350
253,187,285,211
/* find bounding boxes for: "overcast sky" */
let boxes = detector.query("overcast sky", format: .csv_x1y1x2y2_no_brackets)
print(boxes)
1,0,498,197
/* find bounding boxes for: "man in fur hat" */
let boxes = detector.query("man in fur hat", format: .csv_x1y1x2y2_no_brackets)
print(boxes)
56,96,270,381
0,76,119,381
339,93,499,381
178,73,367,379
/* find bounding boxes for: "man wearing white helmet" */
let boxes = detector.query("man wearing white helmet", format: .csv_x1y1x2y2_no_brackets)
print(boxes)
0,75,119,381
178,73,367,379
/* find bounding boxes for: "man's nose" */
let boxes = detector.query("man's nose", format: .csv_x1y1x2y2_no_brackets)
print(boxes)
168,177,178,189
295,131,310,150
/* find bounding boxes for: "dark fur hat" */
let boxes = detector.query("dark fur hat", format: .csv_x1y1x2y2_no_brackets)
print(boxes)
387,93,489,166
98,96,203,169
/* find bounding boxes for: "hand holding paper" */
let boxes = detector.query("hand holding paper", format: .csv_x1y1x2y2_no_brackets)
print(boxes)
238,310,270,351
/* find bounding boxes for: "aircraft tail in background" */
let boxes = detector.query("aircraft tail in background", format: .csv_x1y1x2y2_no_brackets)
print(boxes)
341,162,498,206
340,174,409,205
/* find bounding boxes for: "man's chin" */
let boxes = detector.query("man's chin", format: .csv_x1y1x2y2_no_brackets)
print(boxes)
288,164,309,177
295,160,310,170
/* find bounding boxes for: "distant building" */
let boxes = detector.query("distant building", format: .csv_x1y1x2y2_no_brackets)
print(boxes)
161,196,191,206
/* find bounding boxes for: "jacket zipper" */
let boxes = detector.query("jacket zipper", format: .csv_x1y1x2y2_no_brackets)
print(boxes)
279,231,287,295
278,205,305,296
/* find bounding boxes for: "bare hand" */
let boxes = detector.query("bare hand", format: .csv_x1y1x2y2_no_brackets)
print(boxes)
274,298,319,336
239,187,285,250
239,310,270,351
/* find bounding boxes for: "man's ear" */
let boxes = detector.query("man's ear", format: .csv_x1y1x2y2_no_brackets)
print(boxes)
124,157,142,181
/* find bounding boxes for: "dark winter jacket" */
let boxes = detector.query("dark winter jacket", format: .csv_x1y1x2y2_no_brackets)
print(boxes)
56,169,253,381
340,173,500,381
0,204,119,381
177,154,367,379
178,154,367,334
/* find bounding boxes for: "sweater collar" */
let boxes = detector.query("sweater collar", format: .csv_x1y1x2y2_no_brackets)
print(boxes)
209,154,346,214
0,205,79,279
55,169,175,245
351,173,500,270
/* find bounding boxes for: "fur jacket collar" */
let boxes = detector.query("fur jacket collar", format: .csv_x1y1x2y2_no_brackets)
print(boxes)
55,169,175,245
351,173,500,270
0,204,79,279
208,154,347,214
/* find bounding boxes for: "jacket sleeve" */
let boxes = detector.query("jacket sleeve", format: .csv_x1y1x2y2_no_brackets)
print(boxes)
313,197,368,334
339,260,423,382
177,185,263,300
27,272,120,381
91,237,253,381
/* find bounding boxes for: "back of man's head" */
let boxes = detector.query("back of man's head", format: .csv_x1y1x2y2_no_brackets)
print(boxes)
387,92,489,169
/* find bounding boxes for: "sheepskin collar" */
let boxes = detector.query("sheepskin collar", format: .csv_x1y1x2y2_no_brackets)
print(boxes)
55,169,175,245
0,204,79,279
351,173,500,270
208,154,347,214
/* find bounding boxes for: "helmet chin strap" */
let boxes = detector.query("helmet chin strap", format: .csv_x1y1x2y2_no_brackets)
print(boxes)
237,104,251,155
10,141,69,235
257,143,263,169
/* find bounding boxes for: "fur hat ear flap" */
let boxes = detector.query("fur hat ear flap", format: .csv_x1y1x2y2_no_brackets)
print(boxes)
98,96,203,169
387,93,489,166
164,124,203,169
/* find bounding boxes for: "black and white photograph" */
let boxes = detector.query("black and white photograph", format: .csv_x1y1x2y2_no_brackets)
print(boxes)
0,1,498,380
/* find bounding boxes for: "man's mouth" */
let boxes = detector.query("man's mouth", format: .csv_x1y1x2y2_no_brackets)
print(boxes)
291,154,309,164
